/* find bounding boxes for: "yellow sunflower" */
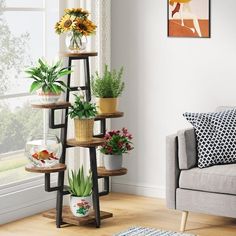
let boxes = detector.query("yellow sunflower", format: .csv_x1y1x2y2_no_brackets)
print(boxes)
55,22,62,34
58,15,74,33
65,8,89,18
73,18,96,36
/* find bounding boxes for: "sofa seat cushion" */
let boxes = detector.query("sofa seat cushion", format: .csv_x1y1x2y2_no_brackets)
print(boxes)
179,163,236,195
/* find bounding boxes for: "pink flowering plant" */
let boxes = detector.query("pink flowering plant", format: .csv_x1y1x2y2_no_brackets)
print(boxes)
100,128,134,155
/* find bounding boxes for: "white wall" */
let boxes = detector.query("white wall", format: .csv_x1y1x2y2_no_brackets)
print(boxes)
111,0,236,198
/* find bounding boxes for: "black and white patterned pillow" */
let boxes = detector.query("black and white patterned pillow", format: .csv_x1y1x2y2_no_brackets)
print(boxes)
183,109,236,168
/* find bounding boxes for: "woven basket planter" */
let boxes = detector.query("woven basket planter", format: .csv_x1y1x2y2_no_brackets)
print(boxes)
74,118,94,142
97,98,118,114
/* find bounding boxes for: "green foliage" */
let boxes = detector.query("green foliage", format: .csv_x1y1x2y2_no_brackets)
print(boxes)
0,103,43,154
0,0,31,95
91,64,124,98
68,94,97,119
25,58,72,94
68,166,93,197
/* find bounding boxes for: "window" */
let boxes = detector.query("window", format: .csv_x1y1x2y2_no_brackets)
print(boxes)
0,0,59,186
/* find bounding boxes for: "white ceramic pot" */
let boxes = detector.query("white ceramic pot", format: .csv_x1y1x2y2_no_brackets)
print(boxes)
103,154,123,170
70,195,92,217
38,92,61,104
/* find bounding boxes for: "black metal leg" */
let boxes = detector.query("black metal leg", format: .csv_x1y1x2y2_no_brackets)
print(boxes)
84,58,91,102
101,119,106,135
55,57,72,228
98,176,110,196
89,147,101,228
56,171,64,228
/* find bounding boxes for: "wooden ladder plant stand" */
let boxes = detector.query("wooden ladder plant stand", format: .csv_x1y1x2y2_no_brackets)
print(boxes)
25,52,127,228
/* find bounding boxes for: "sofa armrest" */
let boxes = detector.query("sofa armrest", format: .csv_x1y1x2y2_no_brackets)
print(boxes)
166,134,180,209
177,128,197,170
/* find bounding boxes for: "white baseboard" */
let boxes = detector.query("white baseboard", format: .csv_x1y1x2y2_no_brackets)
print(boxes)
111,182,166,199
0,183,57,225
1,198,56,225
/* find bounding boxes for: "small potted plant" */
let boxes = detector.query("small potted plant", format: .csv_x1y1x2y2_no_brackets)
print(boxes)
68,93,97,142
100,128,134,170
91,65,124,114
25,58,72,104
68,166,93,217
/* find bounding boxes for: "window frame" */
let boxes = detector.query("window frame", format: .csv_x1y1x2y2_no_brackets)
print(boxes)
0,0,59,191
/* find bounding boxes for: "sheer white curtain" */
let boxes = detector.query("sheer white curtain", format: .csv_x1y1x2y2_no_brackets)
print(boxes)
59,0,111,172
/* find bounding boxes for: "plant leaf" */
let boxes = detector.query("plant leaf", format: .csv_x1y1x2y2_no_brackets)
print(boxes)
30,81,42,93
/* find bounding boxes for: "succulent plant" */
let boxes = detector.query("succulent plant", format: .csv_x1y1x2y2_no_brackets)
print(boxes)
68,166,93,197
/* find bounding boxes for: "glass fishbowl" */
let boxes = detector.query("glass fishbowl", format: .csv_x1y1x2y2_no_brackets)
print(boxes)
25,133,62,167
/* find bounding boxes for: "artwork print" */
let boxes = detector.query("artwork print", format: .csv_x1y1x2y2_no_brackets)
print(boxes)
168,0,210,38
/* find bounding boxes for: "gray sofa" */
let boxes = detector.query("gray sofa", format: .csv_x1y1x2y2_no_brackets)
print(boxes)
166,128,236,232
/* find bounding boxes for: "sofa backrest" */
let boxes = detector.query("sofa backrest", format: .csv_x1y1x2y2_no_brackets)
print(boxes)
215,106,235,112
177,128,197,169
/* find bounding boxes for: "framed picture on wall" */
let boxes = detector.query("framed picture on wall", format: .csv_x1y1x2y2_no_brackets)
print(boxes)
168,0,211,38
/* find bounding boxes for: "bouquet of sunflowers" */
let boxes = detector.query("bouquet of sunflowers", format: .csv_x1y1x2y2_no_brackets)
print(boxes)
55,8,97,51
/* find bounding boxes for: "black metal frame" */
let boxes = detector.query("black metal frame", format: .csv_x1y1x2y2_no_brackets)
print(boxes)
43,55,110,228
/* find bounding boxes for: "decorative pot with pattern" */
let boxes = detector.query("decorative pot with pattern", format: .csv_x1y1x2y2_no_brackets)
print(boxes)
70,195,92,217
38,91,61,104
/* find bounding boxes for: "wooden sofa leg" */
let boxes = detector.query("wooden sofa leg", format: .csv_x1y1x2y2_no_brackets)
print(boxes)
180,211,189,232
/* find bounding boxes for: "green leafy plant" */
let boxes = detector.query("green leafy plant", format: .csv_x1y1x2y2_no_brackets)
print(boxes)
68,166,93,197
25,58,72,94
91,64,124,98
68,94,97,119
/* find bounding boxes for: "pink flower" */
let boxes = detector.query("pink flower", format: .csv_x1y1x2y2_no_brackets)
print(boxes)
118,141,123,148
108,146,113,153
128,134,133,140
122,127,128,134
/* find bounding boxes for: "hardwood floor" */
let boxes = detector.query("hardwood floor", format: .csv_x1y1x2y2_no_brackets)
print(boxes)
1,193,236,236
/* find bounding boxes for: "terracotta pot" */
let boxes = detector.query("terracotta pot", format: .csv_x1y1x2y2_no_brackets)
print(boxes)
38,91,61,104
103,154,123,170
70,195,92,217
97,98,118,114
74,118,94,142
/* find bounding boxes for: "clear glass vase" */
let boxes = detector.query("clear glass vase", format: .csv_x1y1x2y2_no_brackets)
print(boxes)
65,32,87,53
25,133,62,167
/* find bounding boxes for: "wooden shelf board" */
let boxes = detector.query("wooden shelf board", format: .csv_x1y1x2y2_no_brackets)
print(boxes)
61,52,98,58
25,163,66,173
43,206,113,226
95,112,124,120
98,167,128,177
67,138,105,148
31,101,71,109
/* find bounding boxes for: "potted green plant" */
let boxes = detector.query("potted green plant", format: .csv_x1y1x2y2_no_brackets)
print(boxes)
68,166,93,217
68,94,97,142
25,58,72,104
100,128,134,170
91,65,124,114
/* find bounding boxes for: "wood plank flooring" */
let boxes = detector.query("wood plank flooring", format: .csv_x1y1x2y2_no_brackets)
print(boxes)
1,193,236,236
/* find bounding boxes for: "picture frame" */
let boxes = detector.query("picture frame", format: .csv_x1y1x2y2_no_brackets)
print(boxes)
168,0,211,38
